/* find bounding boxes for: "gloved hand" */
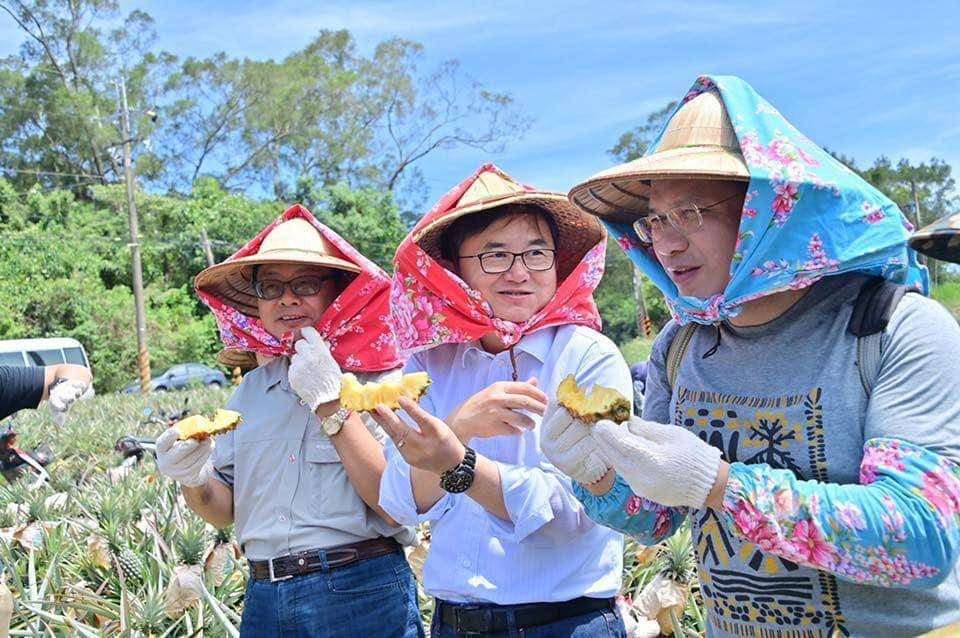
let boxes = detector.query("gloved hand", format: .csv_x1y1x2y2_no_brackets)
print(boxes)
49,379,89,427
288,327,342,410
155,427,214,488
593,416,722,508
540,401,610,485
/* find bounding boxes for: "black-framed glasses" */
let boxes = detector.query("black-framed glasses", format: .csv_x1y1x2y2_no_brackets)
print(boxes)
632,192,743,243
253,274,336,300
457,248,557,274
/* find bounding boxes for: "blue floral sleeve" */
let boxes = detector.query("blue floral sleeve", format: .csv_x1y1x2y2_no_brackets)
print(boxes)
718,438,960,588
573,473,687,544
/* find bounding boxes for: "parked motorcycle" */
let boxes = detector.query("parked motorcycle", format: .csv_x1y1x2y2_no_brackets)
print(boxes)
0,424,53,489
114,398,190,466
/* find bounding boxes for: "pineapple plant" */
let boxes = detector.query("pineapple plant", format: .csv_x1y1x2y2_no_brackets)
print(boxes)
174,517,207,567
556,375,632,424
102,518,144,586
339,372,431,411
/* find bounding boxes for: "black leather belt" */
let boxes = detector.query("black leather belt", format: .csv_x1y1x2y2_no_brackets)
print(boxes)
436,596,615,634
249,537,401,582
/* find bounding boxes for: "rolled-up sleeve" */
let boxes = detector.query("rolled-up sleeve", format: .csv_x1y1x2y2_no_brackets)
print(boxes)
496,462,601,543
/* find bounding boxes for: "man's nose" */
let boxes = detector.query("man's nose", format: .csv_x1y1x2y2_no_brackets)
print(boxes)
278,284,302,304
652,226,689,258
502,256,531,282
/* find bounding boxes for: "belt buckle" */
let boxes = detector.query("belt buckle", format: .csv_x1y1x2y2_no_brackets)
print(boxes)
454,606,488,635
268,557,292,583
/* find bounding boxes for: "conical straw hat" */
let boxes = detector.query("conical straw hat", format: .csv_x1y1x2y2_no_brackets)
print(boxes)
909,212,960,264
412,167,603,281
216,349,259,370
569,90,750,221
194,217,360,318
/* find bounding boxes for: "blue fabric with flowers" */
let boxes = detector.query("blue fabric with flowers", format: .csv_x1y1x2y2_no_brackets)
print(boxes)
603,75,928,325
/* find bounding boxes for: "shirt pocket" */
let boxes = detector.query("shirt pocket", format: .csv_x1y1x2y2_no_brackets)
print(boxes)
303,436,365,522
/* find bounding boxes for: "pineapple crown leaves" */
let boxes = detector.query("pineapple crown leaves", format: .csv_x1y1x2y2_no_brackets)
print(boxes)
174,517,208,566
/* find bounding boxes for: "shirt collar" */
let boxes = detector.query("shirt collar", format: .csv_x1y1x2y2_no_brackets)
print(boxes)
262,357,291,392
458,326,555,368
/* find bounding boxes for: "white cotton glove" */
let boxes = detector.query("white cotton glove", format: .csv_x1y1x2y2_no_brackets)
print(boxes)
288,327,342,410
540,401,611,485
49,379,89,427
155,427,214,488
593,415,722,508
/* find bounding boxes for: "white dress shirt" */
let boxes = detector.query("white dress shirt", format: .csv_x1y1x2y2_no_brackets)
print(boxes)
379,325,629,604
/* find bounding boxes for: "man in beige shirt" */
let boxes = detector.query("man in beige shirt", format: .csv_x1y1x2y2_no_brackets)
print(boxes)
155,207,424,637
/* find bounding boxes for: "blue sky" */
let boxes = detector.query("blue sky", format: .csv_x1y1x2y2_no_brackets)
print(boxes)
2,1,958,209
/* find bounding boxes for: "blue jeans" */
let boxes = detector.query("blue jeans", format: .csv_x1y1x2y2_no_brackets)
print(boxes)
430,600,627,638
240,550,425,637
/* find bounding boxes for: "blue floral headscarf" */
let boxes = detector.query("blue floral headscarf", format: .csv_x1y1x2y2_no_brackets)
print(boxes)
603,75,928,325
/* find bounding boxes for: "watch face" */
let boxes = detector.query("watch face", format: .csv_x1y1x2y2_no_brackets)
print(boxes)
441,469,473,493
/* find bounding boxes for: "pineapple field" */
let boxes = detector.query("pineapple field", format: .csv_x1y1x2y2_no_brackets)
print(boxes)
0,386,705,637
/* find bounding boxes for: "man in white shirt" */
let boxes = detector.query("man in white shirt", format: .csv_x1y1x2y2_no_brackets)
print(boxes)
375,165,630,637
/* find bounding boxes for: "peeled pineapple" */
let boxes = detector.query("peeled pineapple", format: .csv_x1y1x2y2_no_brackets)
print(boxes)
174,409,243,441
339,372,431,412
556,375,631,424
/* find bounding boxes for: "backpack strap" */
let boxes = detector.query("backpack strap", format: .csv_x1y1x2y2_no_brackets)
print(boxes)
666,323,698,390
848,277,909,397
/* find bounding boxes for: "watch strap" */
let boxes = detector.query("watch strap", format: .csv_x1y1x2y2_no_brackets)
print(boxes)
439,446,476,493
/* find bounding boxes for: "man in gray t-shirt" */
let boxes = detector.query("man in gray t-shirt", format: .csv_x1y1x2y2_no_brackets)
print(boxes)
544,78,960,637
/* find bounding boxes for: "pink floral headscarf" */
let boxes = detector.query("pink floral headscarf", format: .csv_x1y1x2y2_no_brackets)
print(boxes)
197,205,404,372
391,165,606,355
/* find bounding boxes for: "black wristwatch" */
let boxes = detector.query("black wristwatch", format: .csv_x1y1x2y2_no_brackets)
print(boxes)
47,377,69,394
439,446,476,493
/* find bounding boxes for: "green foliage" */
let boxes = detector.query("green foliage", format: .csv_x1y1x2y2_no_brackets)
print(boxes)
620,337,655,365
595,238,671,346
294,179,408,270
2,6,527,208
932,282,960,319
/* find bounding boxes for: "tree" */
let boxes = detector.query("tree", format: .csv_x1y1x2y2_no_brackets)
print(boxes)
605,100,677,338
146,30,529,207
862,157,958,285
0,0,171,192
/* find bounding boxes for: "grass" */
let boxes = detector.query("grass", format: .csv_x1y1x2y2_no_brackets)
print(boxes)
931,281,960,319
619,336,655,365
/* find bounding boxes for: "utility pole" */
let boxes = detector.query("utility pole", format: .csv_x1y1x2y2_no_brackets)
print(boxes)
633,266,654,338
117,76,151,394
201,227,215,267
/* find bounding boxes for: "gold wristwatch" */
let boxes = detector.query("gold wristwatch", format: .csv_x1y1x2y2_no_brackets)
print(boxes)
320,407,352,437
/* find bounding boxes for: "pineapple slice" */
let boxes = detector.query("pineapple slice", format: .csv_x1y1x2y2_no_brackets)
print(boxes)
174,409,243,440
339,372,431,412
556,375,631,424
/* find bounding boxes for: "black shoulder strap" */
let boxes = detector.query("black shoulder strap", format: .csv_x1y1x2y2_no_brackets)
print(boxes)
847,277,908,337
847,277,909,397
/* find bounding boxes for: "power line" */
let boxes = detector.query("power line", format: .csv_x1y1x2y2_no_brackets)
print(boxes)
1,166,112,180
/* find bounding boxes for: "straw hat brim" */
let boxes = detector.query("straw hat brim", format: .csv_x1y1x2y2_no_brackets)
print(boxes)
908,213,960,264
195,250,360,318
569,146,750,221
216,349,259,370
412,192,604,281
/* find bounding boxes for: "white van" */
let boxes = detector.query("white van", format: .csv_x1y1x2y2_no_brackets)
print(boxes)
0,337,95,395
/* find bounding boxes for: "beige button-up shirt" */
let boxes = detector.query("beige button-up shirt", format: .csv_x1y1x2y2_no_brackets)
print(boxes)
211,358,415,560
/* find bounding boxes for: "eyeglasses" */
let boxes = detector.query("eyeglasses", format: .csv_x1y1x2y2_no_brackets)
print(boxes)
253,274,336,300
632,192,743,244
457,248,557,274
